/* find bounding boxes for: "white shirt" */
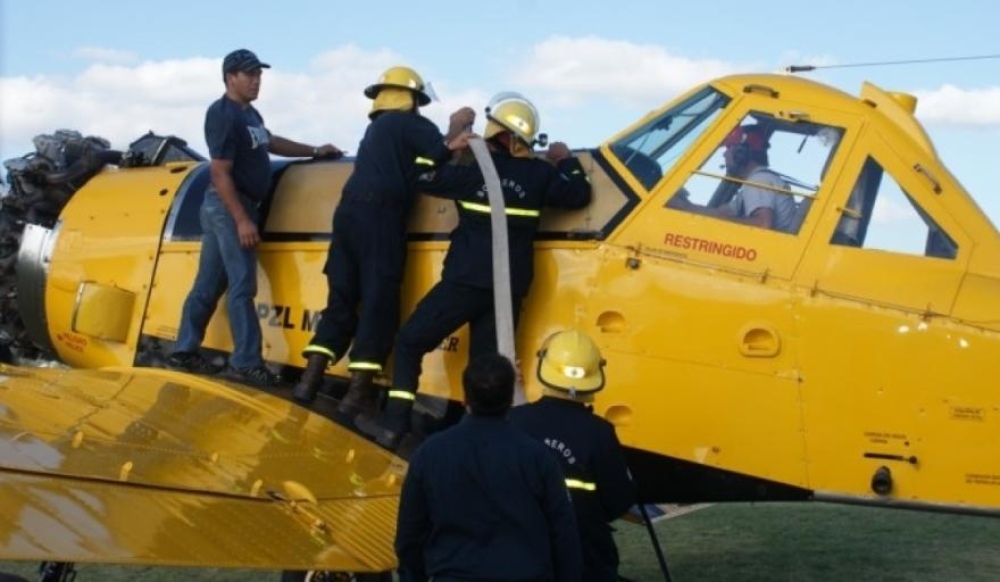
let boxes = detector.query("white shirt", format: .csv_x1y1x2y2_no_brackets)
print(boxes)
729,167,796,233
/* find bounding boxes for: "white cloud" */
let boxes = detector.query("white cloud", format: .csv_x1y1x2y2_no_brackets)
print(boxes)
72,46,138,65
509,36,746,107
871,194,915,225
913,84,1000,127
0,45,492,166
6,36,998,174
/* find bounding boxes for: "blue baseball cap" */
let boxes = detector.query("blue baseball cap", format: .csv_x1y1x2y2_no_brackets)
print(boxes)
222,49,271,75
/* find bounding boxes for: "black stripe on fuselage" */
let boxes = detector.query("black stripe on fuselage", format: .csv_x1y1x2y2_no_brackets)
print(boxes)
166,151,641,244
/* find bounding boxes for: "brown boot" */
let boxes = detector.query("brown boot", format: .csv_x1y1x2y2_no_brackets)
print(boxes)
292,353,330,403
355,395,412,452
337,370,379,419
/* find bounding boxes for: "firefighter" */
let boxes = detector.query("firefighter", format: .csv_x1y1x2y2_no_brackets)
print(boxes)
509,329,637,582
395,353,582,582
354,92,592,449
291,66,475,413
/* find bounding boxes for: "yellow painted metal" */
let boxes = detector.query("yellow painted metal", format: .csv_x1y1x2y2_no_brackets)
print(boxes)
44,163,194,367
141,156,612,379
71,281,136,341
30,73,1000,519
860,82,936,157
0,364,402,570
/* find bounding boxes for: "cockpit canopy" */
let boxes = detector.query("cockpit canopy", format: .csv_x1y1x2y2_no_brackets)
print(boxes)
608,84,958,259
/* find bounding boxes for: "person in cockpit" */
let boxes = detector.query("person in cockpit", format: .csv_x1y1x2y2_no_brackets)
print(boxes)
669,124,796,232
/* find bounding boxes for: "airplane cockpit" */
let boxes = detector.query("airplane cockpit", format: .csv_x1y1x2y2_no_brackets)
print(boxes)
609,86,729,192
608,85,843,236
668,112,841,235
605,80,962,263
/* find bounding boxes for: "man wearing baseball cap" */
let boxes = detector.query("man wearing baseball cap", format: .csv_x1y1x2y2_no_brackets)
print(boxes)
221,48,270,76
168,49,343,388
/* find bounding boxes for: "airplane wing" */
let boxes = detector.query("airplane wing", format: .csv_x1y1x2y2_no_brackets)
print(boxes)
0,364,404,572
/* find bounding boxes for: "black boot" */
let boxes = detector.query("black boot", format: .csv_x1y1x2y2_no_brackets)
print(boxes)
292,353,330,403
355,395,413,451
336,370,379,419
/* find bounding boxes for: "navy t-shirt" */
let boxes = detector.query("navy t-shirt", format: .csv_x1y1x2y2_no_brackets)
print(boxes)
204,95,272,201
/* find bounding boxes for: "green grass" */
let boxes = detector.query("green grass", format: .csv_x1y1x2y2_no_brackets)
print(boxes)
617,502,1000,581
3,502,1000,581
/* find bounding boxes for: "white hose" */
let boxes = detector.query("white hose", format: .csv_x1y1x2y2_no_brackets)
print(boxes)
467,137,524,405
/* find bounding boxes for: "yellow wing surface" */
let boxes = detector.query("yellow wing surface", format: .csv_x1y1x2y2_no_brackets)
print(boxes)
0,364,403,572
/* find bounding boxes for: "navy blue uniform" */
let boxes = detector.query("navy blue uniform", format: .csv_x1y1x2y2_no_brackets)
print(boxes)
426,153,590,297
509,397,636,582
305,111,452,371
382,152,591,432
395,415,583,582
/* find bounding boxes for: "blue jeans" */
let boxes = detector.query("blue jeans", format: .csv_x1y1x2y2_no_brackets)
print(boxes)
174,190,263,369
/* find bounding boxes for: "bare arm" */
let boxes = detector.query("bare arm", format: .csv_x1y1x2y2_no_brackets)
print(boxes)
209,159,261,249
444,107,476,142
268,135,342,158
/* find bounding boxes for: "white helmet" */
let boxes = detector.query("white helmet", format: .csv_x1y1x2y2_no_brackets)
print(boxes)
485,91,545,146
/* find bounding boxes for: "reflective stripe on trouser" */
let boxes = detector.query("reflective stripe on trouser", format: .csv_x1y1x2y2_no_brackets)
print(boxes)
348,361,383,372
302,344,336,360
565,478,597,491
393,280,522,418
382,389,415,434
306,203,405,367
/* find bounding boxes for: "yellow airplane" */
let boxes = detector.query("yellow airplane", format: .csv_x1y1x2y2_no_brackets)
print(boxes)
3,72,999,576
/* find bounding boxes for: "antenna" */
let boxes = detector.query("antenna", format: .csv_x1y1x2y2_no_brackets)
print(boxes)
785,53,1000,74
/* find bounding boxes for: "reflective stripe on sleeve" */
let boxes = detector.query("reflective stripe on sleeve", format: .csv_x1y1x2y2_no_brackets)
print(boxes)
458,200,540,218
565,478,597,491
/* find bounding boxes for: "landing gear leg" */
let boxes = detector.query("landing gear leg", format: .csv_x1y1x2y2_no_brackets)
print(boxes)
638,503,674,582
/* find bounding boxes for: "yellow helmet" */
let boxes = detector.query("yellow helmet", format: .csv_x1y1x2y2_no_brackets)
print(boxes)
485,91,543,146
364,66,435,106
536,329,606,398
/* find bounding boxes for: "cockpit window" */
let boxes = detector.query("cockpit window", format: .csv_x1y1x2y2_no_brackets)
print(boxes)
666,112,843,235
609,87,730,191
831,156,957,259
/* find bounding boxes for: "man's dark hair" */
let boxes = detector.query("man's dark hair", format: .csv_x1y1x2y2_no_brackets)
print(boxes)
463,353,515,417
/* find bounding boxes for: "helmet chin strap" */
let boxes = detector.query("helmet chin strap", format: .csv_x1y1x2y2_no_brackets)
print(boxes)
485,120,533,158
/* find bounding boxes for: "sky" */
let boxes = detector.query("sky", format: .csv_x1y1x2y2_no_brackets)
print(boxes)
2,0,999,224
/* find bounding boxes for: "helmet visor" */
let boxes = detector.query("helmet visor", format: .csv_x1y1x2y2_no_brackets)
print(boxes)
422,80,439,103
